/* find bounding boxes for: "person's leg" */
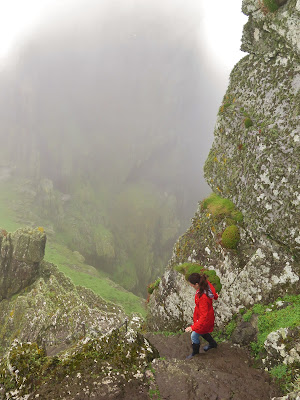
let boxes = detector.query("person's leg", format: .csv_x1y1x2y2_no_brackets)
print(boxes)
201,333,217,351
191,331,201,345
186,331,200,360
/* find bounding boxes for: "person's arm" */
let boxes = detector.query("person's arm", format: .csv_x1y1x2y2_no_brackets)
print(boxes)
208,280,218,300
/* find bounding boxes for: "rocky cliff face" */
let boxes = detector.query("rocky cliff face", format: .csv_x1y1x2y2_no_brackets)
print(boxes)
148,0,299,328
0,228,159,399
147,0,299,393
205,0,300,255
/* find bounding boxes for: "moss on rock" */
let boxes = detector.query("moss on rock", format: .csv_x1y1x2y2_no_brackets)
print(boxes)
173,262,222,293
0,329,159,399
263,0,279,12
222,225,240,249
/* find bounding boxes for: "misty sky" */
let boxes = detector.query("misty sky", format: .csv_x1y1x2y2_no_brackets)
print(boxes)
0,0,247,72
0,0,249,209
0,0,249,206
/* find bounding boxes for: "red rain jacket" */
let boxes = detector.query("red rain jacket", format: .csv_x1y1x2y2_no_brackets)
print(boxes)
191,281,218,334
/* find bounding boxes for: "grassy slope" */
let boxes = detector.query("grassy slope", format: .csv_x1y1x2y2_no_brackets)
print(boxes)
45,242,146,316
0,180,146,316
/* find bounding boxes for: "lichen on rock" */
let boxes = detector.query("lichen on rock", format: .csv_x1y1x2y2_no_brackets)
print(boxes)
146,1,300,393
0,328,159,399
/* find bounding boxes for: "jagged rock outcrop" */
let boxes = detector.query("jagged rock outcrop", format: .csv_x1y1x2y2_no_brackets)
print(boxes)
0,227,46,300
0,228,131,356
0,330,158,400
0,228,157,399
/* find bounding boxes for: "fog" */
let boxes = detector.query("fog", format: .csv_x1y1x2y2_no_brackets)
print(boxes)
0,0,246,294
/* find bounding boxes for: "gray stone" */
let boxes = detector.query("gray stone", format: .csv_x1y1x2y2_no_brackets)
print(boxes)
0,227,46,300
231,321,257,345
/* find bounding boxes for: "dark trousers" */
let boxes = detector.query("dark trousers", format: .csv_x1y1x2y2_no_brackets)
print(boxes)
201,333,217,345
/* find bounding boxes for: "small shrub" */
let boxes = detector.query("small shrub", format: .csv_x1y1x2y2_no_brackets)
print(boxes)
225,320,237,338
269,363,299,393
244,117,253,128
147,278,161,294
221,225,240,249
270,364,287,379
250,341,261,357
202,193,243,222
174,262,222,292
263,0,279,12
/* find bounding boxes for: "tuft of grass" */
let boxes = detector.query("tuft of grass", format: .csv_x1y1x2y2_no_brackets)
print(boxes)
270,364,287,379
244,117,253,128
269,363,300,394
202,193,243,223
225,320,237,338
174,262,222,293
147,279,161,294
242,309,253,322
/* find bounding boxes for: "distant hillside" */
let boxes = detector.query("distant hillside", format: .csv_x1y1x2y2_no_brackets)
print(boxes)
0,179,145,315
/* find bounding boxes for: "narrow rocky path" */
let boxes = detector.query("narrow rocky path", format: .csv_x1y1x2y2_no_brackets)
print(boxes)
146,333,282,400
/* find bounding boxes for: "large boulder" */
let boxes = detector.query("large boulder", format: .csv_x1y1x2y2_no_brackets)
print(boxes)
0,227,46,300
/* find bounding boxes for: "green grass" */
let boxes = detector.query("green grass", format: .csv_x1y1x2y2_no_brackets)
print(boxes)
256,303,300,349
147,278,161,294
45,241,146,317
243,295,300,356
0,182,23,232
202,193,243,222
269,362,300,394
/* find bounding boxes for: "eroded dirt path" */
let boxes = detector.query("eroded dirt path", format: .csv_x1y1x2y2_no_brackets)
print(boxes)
146,333,282,400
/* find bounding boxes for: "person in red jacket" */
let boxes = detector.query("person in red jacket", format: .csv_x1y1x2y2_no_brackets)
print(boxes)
185,272,218,359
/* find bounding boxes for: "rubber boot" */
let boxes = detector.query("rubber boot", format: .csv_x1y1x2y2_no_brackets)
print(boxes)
186,343,200,360
201,333,217,352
